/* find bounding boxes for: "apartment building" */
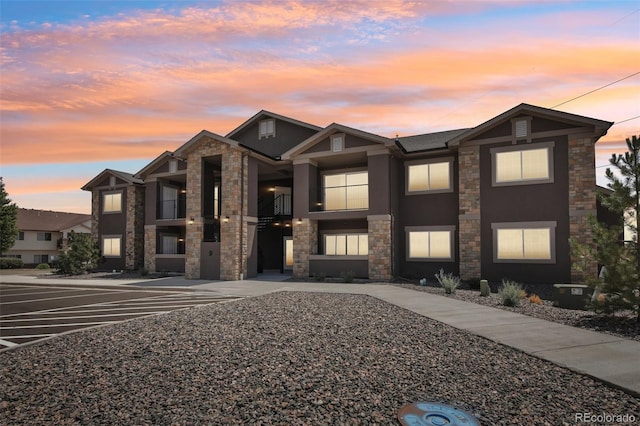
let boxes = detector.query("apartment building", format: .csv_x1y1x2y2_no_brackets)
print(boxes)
82,104,612,283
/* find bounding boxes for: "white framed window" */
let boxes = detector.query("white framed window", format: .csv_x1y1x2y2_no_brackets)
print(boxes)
34,254,49,263
102,236,121,257
324,233,368,256
492,221,556,263
259,118,275,138
323,170,368,211
331,134,344,152
109,176,116,187
37,232,52,241
406,158,453,194
406,226,455,261
169,159,178,173
491,142,554,186
103,191,122,213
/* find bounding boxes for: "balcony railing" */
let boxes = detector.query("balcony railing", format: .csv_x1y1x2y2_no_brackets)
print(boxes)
158,197,186,220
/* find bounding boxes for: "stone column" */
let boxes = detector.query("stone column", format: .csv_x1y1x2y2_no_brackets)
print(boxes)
220,150,248,280
458,145,482,280
293,218,317,278
125,185,145,270
144,225,156,273
368,214,393,281
568,137,597,281
91,190,100,243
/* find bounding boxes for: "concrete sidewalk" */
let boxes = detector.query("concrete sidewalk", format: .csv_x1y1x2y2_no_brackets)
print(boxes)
2,274,638,397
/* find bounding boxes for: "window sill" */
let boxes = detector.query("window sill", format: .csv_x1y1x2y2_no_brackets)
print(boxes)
310,255,368,261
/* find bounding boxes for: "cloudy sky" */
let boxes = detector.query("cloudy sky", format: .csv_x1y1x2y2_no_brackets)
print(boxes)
1,0,638,214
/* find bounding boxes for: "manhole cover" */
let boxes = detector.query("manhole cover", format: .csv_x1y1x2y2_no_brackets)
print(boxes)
398,402,480,425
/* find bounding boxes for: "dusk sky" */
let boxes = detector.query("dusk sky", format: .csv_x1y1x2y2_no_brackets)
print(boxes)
1,0,638,214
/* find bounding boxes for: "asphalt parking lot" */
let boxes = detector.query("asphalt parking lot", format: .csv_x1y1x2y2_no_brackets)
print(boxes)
0,283,240,351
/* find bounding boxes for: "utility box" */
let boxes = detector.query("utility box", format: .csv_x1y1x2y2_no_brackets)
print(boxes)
553,284,591,310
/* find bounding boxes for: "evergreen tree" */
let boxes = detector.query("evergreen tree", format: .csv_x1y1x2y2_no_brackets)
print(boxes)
55,231,100,275
574,135,639,321
0,177,19,255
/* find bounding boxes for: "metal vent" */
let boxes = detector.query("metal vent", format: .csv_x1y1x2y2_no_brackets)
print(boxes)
515,119,527,138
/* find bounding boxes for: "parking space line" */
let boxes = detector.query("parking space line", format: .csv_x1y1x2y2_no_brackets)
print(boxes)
1,312,169,322
0,289,86,298
1,305,208,316
1,291,140,305
1,321,120,330
2,333,55,339
0,339,18,347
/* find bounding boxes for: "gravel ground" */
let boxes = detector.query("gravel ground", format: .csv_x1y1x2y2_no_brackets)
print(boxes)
393,282,640,341
1,292,638,425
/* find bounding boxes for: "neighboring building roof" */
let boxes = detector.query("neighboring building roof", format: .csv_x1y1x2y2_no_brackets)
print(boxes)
81,168,143,191
448,103,613,146
396,128,470,153
225,110,322,139
17,208,91,232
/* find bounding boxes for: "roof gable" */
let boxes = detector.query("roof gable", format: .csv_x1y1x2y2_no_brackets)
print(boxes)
226,110,322,139
134,151,186,179
172,130,241,158
82,169,142,191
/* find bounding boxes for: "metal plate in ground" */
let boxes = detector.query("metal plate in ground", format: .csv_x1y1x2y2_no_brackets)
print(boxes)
398,401,480,426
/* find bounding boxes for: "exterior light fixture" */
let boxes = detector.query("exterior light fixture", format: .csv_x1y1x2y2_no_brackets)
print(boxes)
296,218,302,224
223,216,230,223
269,187,276,192
188,217,195,224
285,223,290,228
274,221,280,226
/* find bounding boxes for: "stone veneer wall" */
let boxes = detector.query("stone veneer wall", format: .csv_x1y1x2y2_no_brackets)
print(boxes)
125,185,145,270
144,225,156,273
458,145,482,280
568,136,597,281
293,218,317,278
368,215,392,280
185,137,248,280
91,190,100,243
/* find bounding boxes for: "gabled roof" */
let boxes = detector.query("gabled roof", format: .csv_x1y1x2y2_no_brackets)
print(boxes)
397,128,470,153
225,110,322,139
17,208,91,232
449,103,613,146
281,123,392,160
134,151,175,179
81,169,143,191
172,130,242,158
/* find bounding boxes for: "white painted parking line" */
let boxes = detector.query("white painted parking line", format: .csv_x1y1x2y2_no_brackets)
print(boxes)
1,312,169,322
0,289,83,298
1,321,120,330
2,333,55,339
0,291,138,305
0,339,18,347
1,305,211,316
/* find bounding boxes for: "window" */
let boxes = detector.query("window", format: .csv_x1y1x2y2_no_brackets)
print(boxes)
102,236,121,257
17,232,24,241
162,235,178,254
406,158,453,194
323,171,368,211
406,226,455,261
169,160,178,173
37,232,52,241
492,222,556,263
259,119,275,138
109,176,116,187
34,254,49,263
491,142,554,186
103,192,122,213
331,134,344,152
324,233,368,256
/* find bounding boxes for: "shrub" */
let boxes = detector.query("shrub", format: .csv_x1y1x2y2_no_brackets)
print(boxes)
529,294,542,305
313,273,326,282
0,257,23,269
480,279,491,297
35,263,51,269
55,231,99,275
435,269,460,295
341,271,355,283
498,279,525,307
419,278,427,286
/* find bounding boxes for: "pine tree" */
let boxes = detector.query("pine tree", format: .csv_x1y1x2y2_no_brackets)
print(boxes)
55,231,100,275
0,177,19,255
574,135,639,321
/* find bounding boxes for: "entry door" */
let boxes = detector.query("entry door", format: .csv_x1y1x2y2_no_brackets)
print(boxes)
283,237,293,270
162,186,178,219
274,187,292,215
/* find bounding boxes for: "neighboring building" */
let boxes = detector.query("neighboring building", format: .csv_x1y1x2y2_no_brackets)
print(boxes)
82,104,613,284
6,209,91,267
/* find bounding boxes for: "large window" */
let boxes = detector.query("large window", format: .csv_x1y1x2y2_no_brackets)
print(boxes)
406,158,453,194
34,254,49,263
324,233,368,256
492,222,556,263
491,142,554,186
37,232,52,241
323,171,368,211
102,236,121,257
103,192,122,213
406,226,455,261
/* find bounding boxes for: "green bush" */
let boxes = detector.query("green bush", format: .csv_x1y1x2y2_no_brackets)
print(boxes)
55,231,99,275
0,257,23,269
435,268,460,294
313,273,326,282
480,279,491,297
498,279,524,307
341,271,355,283
35,263,51,269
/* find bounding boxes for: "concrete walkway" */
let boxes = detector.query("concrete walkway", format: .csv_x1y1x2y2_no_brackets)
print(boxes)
2,274,638,397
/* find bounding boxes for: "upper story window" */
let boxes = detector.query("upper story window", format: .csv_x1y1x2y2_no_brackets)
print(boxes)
491,142,554,186
406,158,453,194
109,176,116,187
169,159,178,173
331,134,344,152
103,191,122,213
406,226,455,261
17,232,24,241
259,118,275,138
323,171,368,211
37,232,52,241
492,221,556,263
324,233,368,256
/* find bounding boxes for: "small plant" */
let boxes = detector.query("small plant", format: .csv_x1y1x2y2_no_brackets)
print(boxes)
0,258,23,269
498,279,524,307
313,272,326,282
435,269,460,295
35,263,50,269
480,279,490,297
419,278,427,286
341,271,355,283
529,294,542,305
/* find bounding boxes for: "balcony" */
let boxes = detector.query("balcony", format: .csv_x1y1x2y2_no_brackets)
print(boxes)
158,197,186,220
